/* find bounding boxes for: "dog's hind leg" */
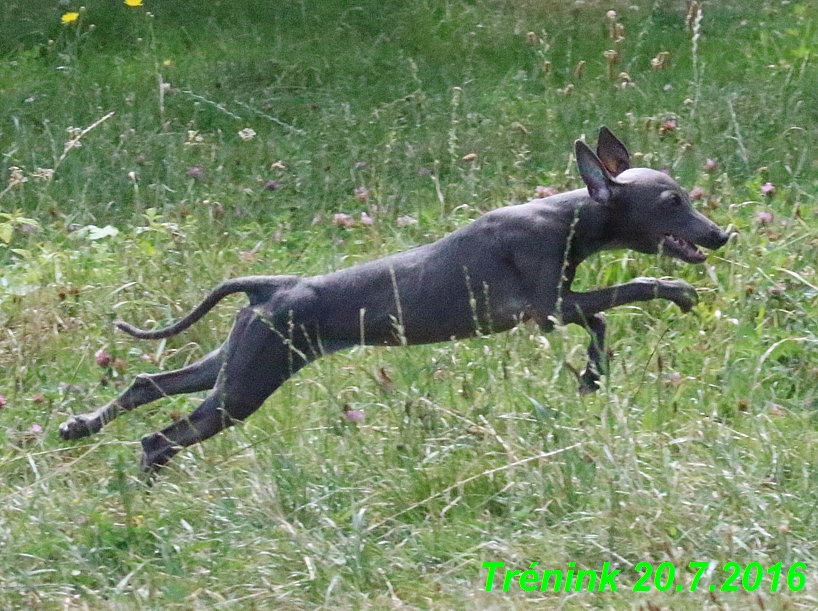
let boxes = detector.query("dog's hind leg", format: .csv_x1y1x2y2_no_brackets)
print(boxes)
139,348,309,472
59,348,224,440
140,291,321,472
140,391,237,471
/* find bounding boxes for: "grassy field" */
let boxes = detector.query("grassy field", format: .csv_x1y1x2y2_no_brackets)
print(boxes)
1,0,818,608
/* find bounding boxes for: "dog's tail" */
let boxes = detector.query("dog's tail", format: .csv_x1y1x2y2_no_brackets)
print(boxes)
115,276,290,340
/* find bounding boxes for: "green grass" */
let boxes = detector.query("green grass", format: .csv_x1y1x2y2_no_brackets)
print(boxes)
1,0,818,608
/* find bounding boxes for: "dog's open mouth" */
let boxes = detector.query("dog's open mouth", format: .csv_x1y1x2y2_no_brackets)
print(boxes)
660,234,707,263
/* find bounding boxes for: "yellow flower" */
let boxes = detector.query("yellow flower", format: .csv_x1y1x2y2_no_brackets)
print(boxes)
124,0,143,6
61,12,80,23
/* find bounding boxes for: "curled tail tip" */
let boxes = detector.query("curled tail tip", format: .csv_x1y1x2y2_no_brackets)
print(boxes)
114,319,144,337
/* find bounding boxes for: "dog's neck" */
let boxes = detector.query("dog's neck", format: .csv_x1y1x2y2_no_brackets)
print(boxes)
557,192,622,266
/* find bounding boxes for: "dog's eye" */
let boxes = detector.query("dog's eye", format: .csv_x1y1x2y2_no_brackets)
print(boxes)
663,191,683,207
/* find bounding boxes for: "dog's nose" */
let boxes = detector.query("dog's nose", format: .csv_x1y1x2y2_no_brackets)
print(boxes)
713,229,729,249
700,227,729,251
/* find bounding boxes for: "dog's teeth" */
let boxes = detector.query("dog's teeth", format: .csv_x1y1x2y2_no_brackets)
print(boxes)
662,234,705,261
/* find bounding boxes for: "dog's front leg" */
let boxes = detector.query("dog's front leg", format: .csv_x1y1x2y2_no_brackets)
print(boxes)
561,277,698,317
576,313,607,394
559,277,698,392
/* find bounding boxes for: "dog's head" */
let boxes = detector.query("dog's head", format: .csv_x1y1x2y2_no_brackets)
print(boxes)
576,127,729,263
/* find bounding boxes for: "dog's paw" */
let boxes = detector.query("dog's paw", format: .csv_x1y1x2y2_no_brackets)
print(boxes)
668,280,698,313
59,414,102,440
578,368,601,395
140,433,178,473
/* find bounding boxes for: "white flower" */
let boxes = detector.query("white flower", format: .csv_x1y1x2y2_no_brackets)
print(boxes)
396,215,418,228
333,213,355,228
33,168,55,182
185,130,204,146
238,127,256,142
8,167,28,189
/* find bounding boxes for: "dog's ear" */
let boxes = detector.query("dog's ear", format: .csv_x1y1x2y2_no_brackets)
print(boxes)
576,139,617,205
596,126,630,177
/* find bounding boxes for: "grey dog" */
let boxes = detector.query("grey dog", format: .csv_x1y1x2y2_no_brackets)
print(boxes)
60,127,729,471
